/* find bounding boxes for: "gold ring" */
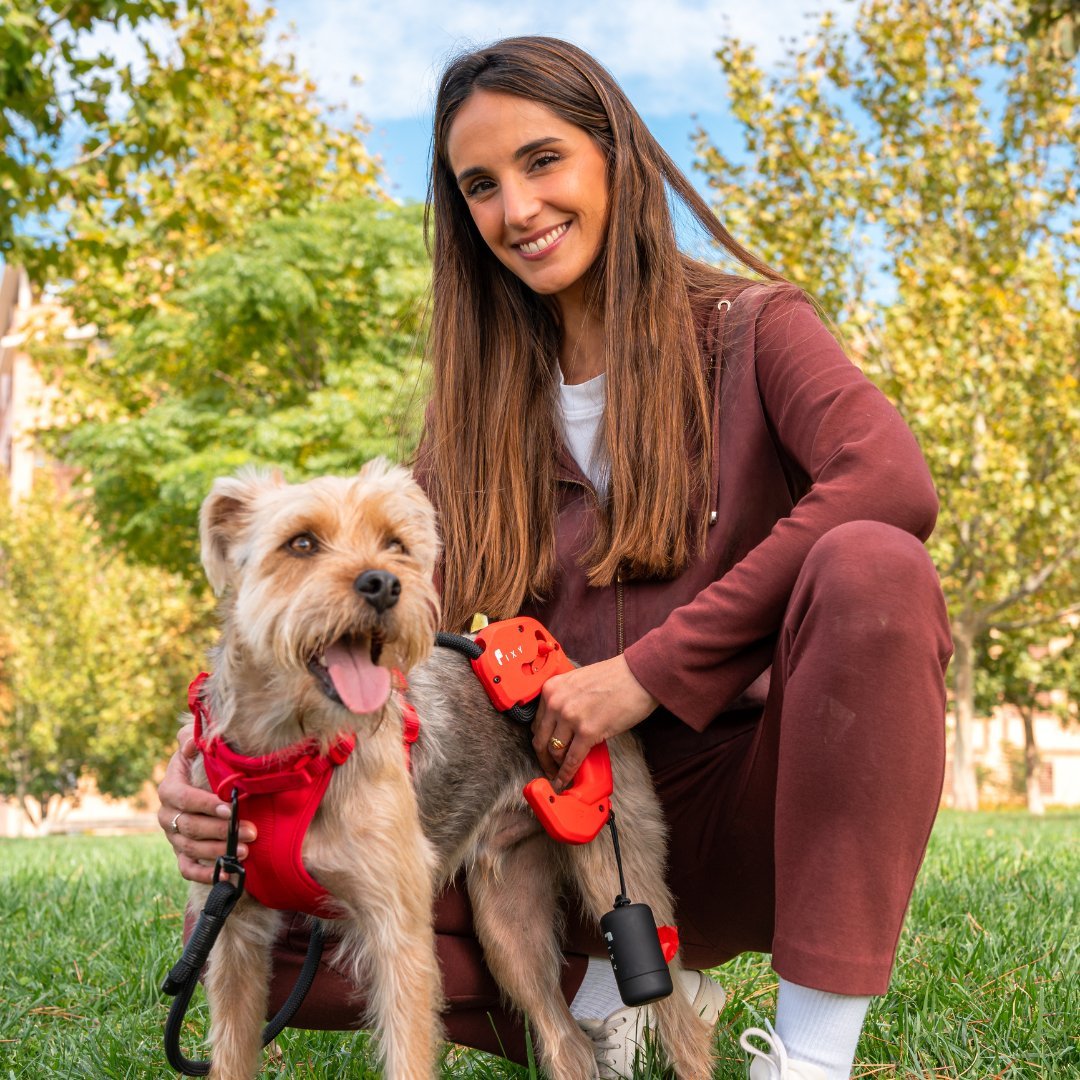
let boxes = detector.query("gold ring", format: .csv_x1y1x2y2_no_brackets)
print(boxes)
171,811,184,833
549,737,566,753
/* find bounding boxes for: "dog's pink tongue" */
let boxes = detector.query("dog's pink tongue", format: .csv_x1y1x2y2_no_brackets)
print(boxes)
325,641,391,714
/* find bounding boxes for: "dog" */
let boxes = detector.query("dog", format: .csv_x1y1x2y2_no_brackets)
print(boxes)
187,459,717,1080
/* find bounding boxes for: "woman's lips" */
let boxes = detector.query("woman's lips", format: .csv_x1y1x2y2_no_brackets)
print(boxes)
514,222,570,259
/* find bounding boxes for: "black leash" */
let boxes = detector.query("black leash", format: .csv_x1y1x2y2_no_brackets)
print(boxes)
162,789,326,1076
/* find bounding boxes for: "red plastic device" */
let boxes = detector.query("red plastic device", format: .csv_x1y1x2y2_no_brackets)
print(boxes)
471,618,613,844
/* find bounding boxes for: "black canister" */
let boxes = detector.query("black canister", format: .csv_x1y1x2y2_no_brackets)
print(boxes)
600,902,674,1006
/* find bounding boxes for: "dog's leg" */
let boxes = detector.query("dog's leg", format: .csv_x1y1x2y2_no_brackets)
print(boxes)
469,832,600,1080
319,781,443,1080
196,888,283,1080
565,740,718,1080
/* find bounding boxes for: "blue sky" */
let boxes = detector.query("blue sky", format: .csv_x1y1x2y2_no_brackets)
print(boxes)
39,1,850,237
261,0,852,204
11,0,842,269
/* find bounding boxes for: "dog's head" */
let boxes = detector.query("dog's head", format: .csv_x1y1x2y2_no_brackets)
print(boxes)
200,459,440,722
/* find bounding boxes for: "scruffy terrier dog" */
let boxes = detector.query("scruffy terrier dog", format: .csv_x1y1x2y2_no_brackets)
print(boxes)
189,459,716,1080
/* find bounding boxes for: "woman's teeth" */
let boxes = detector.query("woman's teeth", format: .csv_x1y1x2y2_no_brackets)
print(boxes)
518,223,569,254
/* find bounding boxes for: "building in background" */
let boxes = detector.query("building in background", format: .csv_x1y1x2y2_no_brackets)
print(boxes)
0,264,82,504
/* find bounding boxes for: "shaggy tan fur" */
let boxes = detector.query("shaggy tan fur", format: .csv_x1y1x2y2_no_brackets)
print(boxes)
188,460,716,1079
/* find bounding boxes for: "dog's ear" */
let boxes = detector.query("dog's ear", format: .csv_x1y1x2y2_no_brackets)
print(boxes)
199,468,284,594
357,456,391,481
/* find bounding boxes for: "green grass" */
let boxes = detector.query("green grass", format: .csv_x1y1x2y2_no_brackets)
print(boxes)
0,811,1075,1078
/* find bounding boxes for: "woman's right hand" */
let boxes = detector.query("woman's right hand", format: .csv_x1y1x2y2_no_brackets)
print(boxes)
157,724,257,885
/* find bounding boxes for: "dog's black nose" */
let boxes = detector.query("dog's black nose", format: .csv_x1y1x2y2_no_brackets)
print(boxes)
354,570,401,612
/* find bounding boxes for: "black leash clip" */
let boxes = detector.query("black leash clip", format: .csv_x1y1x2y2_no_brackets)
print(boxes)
161,789,245,1001
213,787,246,889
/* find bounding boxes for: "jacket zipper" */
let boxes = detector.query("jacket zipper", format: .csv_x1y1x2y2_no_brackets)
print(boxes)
615,570,625,654
559,466,625,653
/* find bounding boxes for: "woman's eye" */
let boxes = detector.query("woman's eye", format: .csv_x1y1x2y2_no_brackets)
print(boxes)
386,538,407,555
287,533,319,555
532,152,559,169
466,178,494,198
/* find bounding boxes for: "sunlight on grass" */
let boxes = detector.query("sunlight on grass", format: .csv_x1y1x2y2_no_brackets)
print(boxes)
0,811,1075,1078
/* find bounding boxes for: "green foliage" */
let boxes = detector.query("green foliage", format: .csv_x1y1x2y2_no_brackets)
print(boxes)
695,0,1080,808
978,623,1078,724
0,478,212,826
11,0,428,581
0,0,184,256
52,0,383,331
41,198,430,577
7,0,381,294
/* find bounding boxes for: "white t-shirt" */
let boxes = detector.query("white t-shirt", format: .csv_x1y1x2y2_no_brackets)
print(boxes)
557,369,608,494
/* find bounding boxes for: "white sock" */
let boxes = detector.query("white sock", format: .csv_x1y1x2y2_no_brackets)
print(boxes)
570,956,625,1021
774,977,871,1080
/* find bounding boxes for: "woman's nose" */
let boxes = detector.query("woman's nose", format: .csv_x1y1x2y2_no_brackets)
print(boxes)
501,178,541,229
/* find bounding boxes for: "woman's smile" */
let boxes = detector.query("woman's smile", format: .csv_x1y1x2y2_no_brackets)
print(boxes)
514,221,571,258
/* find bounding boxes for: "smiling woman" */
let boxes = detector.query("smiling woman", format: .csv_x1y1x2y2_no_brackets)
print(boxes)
158,34,953,1080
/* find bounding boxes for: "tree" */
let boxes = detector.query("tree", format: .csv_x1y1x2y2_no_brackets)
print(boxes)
695,0,1080,808
35,0,382,324
978,621,1078,813
13,0,419,580
1,0,187,260
1023,0,1080,59
0,478,212,829
39,197,430,578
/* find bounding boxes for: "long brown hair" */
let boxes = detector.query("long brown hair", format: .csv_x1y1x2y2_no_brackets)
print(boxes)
422,36,784,631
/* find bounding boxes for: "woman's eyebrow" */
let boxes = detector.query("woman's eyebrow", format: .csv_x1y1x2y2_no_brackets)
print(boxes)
455,137,565,185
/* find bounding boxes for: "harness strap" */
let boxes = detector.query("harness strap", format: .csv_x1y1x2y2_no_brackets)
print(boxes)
394,669,421,768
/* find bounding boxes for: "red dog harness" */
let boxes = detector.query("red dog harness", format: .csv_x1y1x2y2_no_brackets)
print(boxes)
188,672,419,918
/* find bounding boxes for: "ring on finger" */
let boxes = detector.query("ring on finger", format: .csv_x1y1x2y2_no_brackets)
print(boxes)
549,736,566,753
170,811,184,833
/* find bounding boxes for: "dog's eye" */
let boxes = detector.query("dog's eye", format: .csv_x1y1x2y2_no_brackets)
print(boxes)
386,537,407,555
286,533,319,556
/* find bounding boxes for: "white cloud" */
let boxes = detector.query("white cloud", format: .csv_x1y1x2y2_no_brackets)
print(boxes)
273,0,848,122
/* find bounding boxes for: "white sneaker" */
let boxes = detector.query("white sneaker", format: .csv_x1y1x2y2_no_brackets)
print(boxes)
741,1022,829,1080
579,968,725,1079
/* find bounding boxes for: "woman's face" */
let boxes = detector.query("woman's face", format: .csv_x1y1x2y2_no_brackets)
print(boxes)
445,90,610,310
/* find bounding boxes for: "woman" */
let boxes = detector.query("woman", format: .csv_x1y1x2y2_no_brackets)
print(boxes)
159,37,952,1079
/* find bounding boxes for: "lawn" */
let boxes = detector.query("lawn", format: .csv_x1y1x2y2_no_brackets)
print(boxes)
0,811,1075,1078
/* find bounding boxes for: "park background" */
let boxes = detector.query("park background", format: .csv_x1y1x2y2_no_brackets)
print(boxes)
0,1,1077,1077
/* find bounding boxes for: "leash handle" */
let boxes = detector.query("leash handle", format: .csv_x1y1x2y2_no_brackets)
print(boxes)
440,619,615,845
522,742,612,844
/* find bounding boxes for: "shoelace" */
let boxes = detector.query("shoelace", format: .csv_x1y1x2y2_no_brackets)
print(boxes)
740,1020,790,1078
581,1012,629,1054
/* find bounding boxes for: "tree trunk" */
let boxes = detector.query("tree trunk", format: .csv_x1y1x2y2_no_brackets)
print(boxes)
952,624,980,810
1021,706,1045,815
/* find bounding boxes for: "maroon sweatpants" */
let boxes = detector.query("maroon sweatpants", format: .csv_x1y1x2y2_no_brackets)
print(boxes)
262,521,953,1061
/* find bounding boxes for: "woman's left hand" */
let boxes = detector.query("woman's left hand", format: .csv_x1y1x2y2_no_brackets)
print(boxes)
533,655,658,790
